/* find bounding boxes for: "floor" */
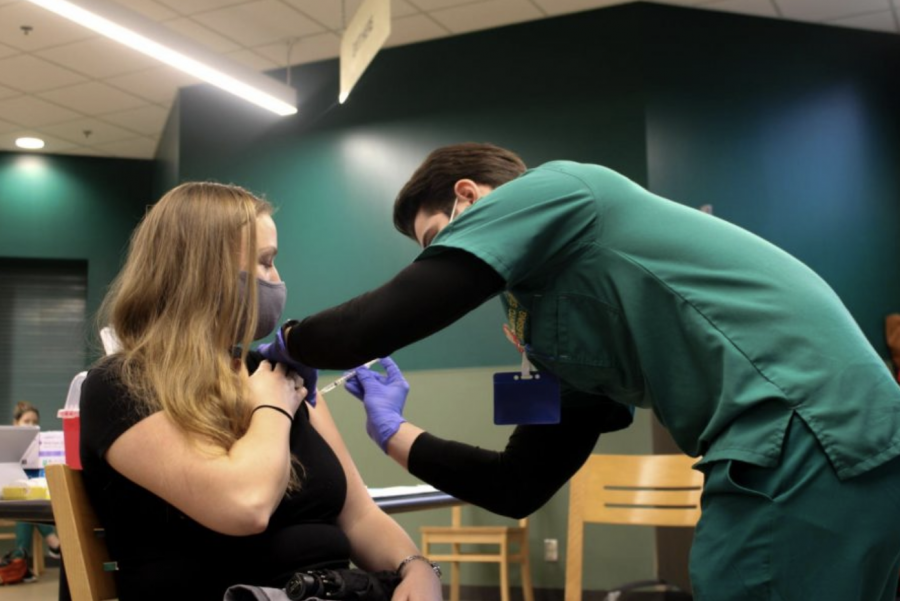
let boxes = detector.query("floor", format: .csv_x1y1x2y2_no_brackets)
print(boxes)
3,567,59,600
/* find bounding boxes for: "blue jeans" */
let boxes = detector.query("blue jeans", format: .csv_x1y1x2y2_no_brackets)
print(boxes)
15,522,56,554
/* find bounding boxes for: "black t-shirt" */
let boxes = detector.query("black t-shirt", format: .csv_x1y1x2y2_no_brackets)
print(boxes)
79,353,350,601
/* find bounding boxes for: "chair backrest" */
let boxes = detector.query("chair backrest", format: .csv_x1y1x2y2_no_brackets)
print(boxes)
0,519,15,540
45,464,117,601
564,454,703,601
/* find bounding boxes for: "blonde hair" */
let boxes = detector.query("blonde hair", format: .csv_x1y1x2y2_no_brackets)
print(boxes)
99,182,273,456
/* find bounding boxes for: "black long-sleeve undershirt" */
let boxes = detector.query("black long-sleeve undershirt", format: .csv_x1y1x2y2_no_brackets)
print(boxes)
289,248,632,518
288,249,505,369
408,402,625,519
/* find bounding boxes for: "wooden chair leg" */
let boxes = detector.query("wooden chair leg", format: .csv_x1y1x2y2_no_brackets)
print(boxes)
500,542,510,601
31,526,44,576
521,556,534,601
450,542,461,601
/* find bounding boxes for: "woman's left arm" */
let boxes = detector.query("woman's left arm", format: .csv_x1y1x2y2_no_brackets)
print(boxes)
308,393,442,601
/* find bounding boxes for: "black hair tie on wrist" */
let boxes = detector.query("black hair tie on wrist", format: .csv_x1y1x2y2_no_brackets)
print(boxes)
252,404,293,422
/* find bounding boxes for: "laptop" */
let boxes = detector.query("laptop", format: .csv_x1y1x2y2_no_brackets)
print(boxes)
0,425,40,488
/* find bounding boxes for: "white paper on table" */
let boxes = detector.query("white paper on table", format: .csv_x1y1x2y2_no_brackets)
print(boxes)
367,484,438,498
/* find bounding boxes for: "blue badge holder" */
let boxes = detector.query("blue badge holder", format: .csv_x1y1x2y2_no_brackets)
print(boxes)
493,370,561,425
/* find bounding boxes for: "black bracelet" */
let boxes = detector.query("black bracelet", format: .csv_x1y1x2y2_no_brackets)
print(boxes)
251,404,293,422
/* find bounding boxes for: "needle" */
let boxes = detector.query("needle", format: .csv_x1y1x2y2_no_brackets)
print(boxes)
319,359,379,395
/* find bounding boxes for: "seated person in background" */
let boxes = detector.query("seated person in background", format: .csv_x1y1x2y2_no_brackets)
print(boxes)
79,182,442,601
12,401,61,581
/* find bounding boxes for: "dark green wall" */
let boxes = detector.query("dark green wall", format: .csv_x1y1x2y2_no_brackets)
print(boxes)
642,4,900,358
0,151,153,424
153,98,180,200
175,5,649,370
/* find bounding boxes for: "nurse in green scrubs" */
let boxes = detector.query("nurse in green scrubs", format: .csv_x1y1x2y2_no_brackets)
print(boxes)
282,143,900,601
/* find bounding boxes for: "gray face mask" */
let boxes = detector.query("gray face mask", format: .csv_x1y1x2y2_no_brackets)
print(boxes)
238,272,287,340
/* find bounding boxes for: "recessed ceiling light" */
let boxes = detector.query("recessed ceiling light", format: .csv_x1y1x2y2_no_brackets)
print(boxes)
16,137,45,150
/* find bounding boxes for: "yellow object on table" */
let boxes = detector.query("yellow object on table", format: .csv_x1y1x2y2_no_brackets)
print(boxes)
2,479,50,500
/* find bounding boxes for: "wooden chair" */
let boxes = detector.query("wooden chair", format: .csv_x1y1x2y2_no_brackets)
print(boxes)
565,454,703,601
45,464,117,601
0,518,45,576
421,506,534,601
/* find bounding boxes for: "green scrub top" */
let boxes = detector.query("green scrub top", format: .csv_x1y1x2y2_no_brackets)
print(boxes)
418,161,900,479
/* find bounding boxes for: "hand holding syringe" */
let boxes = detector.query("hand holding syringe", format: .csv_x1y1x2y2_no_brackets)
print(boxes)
318,359,379,395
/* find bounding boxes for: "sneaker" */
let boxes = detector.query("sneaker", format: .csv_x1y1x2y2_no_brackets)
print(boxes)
22,568,37,584
48,545,61,560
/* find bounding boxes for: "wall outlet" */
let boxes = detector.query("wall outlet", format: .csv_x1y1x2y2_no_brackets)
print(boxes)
543,538,559,562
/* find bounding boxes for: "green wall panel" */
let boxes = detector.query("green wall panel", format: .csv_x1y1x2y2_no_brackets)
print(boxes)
0,152,153,425
642,4,900,357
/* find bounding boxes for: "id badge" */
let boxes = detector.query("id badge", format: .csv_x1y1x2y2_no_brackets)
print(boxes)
493,354,561,425
493,371,561,425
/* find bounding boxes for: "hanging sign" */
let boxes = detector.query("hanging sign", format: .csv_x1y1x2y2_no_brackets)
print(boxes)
339,0,391,104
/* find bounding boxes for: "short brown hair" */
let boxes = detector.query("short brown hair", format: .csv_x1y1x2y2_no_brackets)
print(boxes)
393,143,527,239
14,401,38,424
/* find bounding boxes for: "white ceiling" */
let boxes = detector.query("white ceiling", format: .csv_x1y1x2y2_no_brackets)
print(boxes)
0,0,898,160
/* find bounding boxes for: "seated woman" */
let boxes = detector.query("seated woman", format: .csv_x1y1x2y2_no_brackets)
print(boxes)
79,182,442,601
12,401,61,582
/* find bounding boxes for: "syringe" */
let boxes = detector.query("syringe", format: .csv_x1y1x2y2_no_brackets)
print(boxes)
319,359,379,395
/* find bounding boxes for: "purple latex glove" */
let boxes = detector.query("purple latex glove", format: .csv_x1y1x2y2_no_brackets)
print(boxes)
257,322,318,406
344,357,408,452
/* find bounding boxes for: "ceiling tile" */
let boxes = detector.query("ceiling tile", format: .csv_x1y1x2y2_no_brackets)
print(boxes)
106,67,199,105
193,0,325,47
775,0,891,22
0,83,21,100
0,43,18,59
56,146,105,157
156,0,249,16
101,105,170,136
430,0,544,33
284,0,417,31
226,48,279,71
409,0,483,9
115,0,181,20
0,118,19,135
254,32,341,66
0,2,94,51
701,0,781,18
386,14,451,47
0,54,87,93
529,0,628,17
828,9,898,32
36,37,159,79
281,0,358,30
0,130,79,153
95,136,158,159
42,118,138,145
0,96,80,127
39,82,148,115
161,17,243,52
650,0,713,6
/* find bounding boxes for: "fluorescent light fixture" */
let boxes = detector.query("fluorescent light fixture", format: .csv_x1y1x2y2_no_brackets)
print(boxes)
16,137,45,150
26,0,297,116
